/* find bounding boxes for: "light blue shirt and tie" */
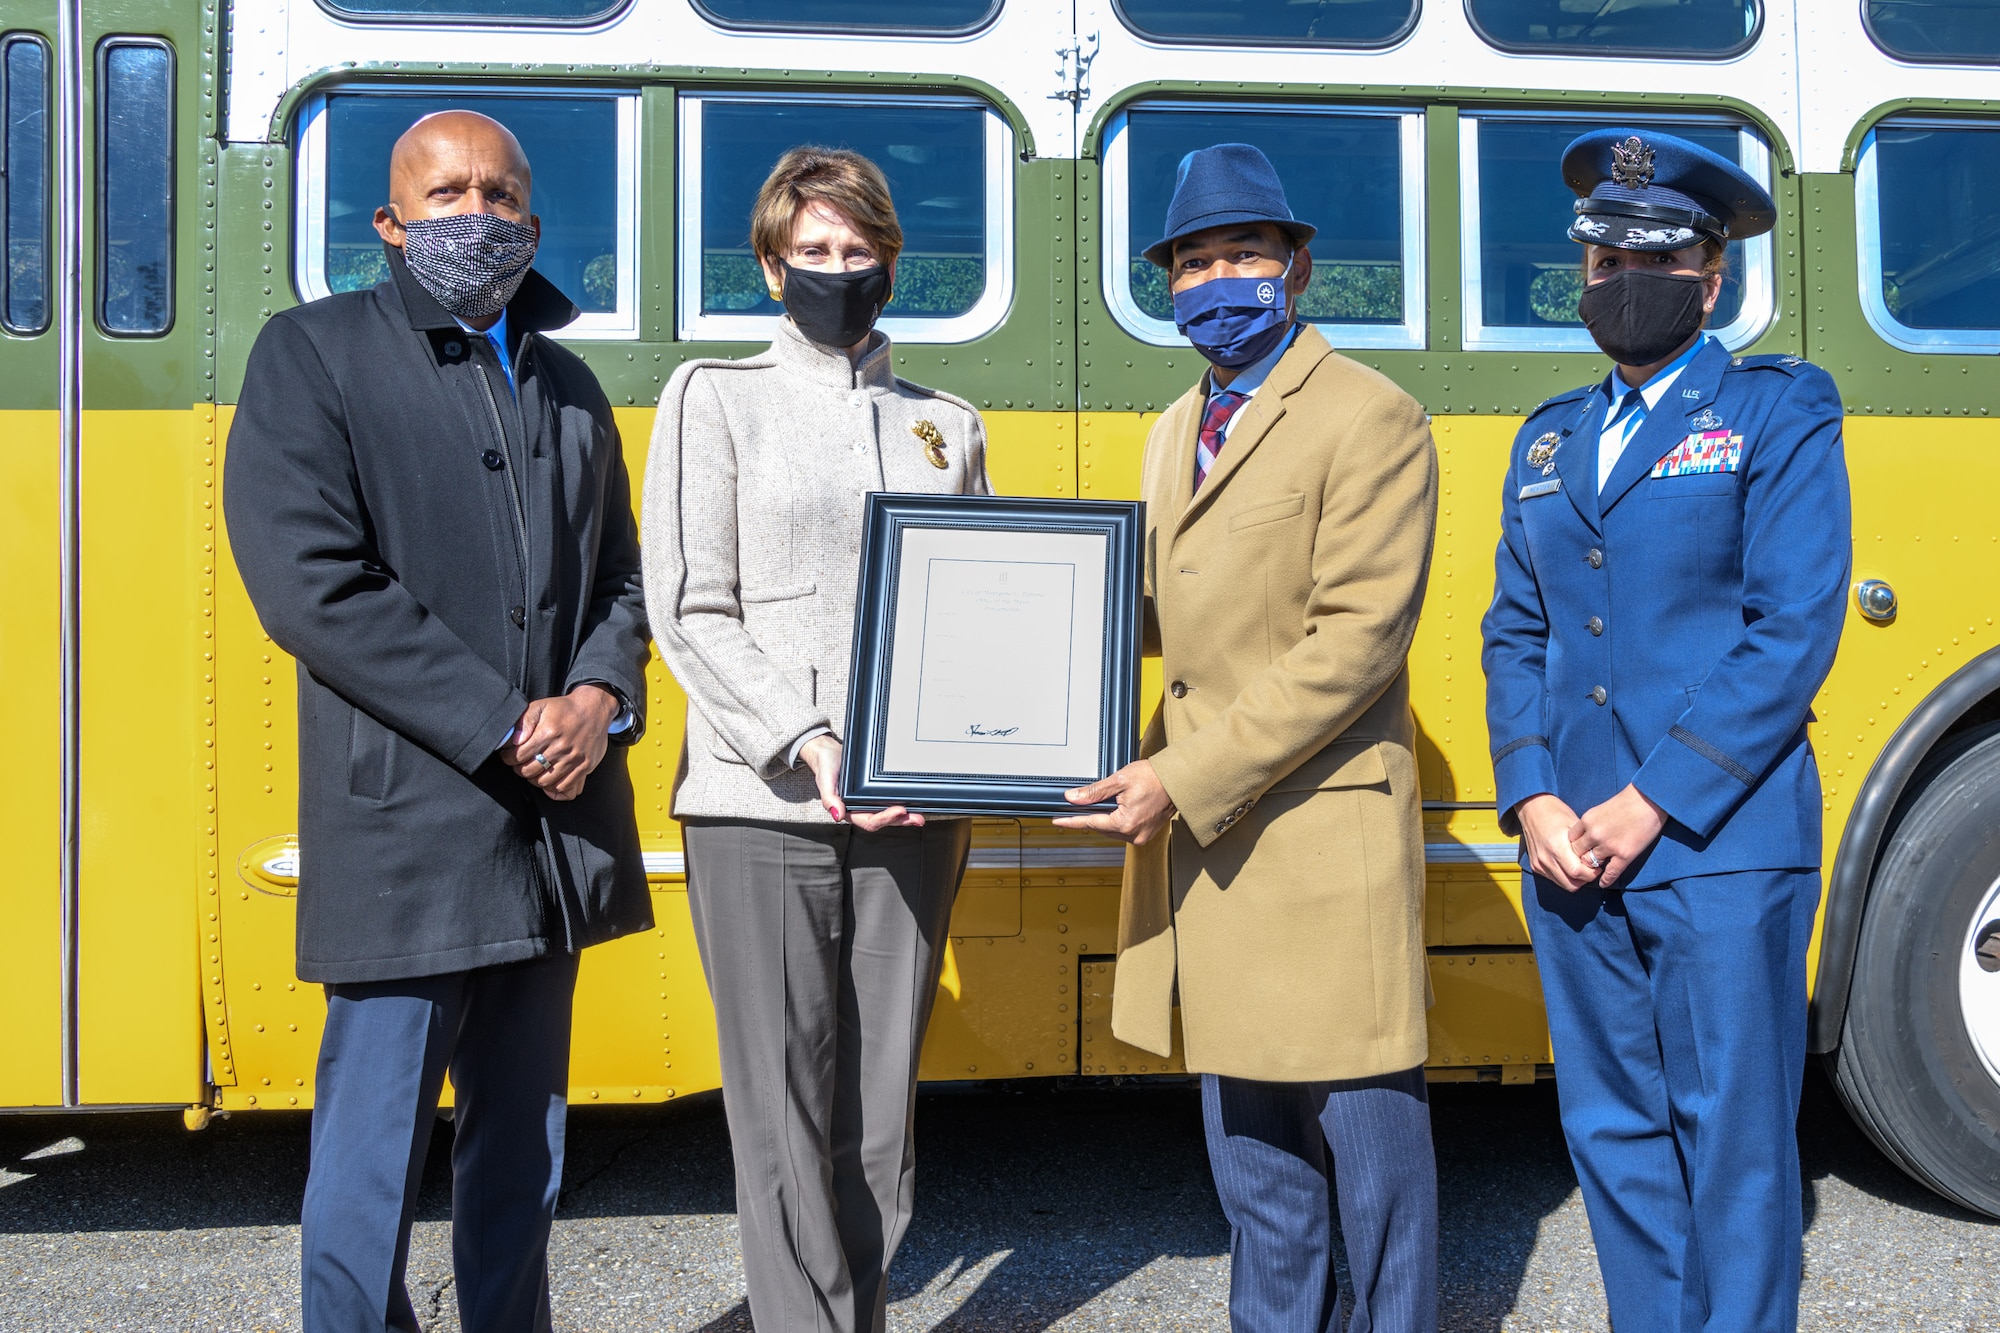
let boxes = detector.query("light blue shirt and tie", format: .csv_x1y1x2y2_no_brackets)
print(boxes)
1596,332,1710,492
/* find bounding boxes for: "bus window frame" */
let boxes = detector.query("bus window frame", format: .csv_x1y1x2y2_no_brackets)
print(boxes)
1861,1,2000,66
1462,0,1764,61
309,0,633,31
690,0,1001,39
1457,110,1775,355
2,31,52,337
675,92,1014,347
292,85,641,340
1108,0,1420,51
1854,118,2000,355
94,36,176,340
1099,101,1428,352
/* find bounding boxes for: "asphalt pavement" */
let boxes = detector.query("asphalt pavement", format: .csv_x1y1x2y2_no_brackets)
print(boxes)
3,1066,1993,1331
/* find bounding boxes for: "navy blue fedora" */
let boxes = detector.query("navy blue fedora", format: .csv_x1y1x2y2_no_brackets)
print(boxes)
1562,128,1775,251
1142,143,1317,268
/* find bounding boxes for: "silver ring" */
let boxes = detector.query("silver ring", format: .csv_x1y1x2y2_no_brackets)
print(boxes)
534,752,553,771
1584,852,1602,870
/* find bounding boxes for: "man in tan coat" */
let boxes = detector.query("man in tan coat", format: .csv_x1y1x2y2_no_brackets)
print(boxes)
1059,144,1439,1332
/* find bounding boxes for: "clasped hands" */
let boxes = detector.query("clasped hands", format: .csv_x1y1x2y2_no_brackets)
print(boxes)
1518,784,1666,890
501,684,620,801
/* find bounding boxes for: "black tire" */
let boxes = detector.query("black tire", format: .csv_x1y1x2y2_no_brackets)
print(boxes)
1831,726,2000,1218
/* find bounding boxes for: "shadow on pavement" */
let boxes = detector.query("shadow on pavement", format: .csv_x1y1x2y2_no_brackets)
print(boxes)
5,1060,1972,1329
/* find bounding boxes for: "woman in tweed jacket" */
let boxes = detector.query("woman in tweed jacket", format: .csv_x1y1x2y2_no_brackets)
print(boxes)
640,147,991,1333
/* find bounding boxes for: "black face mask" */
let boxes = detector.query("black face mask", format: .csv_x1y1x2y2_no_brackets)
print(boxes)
780,262,891,349
1578,268,1709,367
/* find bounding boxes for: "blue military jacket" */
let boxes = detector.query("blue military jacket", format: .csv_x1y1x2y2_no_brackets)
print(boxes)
1480,337,1851,887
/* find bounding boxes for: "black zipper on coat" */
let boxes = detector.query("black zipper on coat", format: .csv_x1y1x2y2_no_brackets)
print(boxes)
475,360,535,684
475,342,580,954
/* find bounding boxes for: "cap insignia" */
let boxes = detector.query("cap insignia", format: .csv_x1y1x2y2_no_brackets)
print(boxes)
1611,136,1656,190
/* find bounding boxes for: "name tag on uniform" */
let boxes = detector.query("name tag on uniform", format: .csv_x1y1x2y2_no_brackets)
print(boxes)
1651,429,1744,478
1518,478,1563,500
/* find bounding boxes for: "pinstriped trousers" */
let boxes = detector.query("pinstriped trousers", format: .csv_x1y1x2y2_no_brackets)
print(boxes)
682,817,969,1333
1202,1069,1438,1333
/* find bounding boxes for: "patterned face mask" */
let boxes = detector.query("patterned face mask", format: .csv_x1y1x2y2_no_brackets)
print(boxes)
393,209,538,320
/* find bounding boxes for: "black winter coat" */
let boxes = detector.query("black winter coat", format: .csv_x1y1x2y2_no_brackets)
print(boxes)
224,248,653,983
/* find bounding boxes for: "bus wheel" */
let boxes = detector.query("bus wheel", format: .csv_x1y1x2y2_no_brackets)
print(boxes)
1832,726,2000,1218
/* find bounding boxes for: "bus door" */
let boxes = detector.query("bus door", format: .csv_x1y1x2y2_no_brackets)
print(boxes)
0,5,62,1107
67,0,207,1108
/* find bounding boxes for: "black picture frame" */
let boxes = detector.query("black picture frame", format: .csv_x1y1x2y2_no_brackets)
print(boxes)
841,493,1145,817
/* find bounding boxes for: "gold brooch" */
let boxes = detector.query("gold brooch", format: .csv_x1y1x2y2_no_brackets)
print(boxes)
912,419,949,469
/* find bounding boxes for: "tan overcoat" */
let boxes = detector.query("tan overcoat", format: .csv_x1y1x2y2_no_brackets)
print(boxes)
1110,325,1440,1083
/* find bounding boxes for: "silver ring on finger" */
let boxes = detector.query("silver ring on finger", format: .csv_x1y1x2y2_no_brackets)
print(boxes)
534,752,554,771
1584,851,1602,870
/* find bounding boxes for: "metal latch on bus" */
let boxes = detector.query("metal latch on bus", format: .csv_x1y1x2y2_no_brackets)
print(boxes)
1051,32,1099,107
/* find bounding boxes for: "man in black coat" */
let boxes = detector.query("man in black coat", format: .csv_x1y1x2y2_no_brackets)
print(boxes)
224,110,650,1333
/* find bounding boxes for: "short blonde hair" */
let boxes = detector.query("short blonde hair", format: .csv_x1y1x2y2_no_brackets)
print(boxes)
750,146,903,270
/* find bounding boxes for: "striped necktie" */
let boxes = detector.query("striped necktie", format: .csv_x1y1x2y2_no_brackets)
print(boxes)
1194,390,1249,491
1600,386,1647,492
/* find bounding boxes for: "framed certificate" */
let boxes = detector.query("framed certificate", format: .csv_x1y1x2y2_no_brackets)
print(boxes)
841,493,1145,816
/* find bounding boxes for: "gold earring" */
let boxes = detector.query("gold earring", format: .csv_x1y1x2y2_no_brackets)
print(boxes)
768,288,782,301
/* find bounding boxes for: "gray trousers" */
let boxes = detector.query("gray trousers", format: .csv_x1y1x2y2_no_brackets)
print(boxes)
682,817,969,1333
301,952,578,1333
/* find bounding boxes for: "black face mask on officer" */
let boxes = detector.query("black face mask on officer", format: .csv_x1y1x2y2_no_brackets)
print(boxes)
1578,268,1710,368
779,262,891,349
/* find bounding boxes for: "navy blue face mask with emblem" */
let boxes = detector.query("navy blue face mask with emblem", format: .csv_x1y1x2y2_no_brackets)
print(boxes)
1172,258,1294,369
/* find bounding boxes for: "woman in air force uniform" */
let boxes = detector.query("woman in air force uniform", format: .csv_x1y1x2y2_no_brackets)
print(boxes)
1480,129,1851,1332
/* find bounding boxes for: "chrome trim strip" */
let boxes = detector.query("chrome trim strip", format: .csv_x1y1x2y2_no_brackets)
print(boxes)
1099,101,1427,353
55,0,83,1110
643,841,1518,877
1423,841,1521,865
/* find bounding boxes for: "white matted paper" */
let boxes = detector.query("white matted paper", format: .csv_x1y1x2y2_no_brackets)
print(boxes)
879,525,1107,780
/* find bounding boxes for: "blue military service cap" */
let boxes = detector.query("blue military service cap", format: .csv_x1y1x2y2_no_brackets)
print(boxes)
1143,143,1317,268
1561,128,1775,252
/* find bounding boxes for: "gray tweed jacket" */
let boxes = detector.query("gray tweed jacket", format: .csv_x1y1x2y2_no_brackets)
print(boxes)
642,318,992,823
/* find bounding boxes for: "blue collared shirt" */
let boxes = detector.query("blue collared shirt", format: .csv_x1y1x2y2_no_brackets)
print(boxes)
459,309,516,396
1597,332,1710,491
1206,323,1303,445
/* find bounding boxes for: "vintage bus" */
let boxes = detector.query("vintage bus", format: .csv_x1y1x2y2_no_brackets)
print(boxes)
3,0,1997,1215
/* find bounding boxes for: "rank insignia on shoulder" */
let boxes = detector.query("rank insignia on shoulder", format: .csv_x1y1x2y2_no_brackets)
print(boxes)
1652,429,1743,478
1688,407,1723,431
1780,355,1805,366
1526,432,1561,468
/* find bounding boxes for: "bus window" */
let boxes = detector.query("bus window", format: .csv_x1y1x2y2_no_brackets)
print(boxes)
693,0,996,35
1101,103,1424,350
1113,0,1415,47
3,34,49,335
1856,121,2000,353
1460,116,1772,353
1467,0,1760,58
1865,1,2000,63
678,95,1010,344
315,0,628,25
96,39,173,337
296,91,637,337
